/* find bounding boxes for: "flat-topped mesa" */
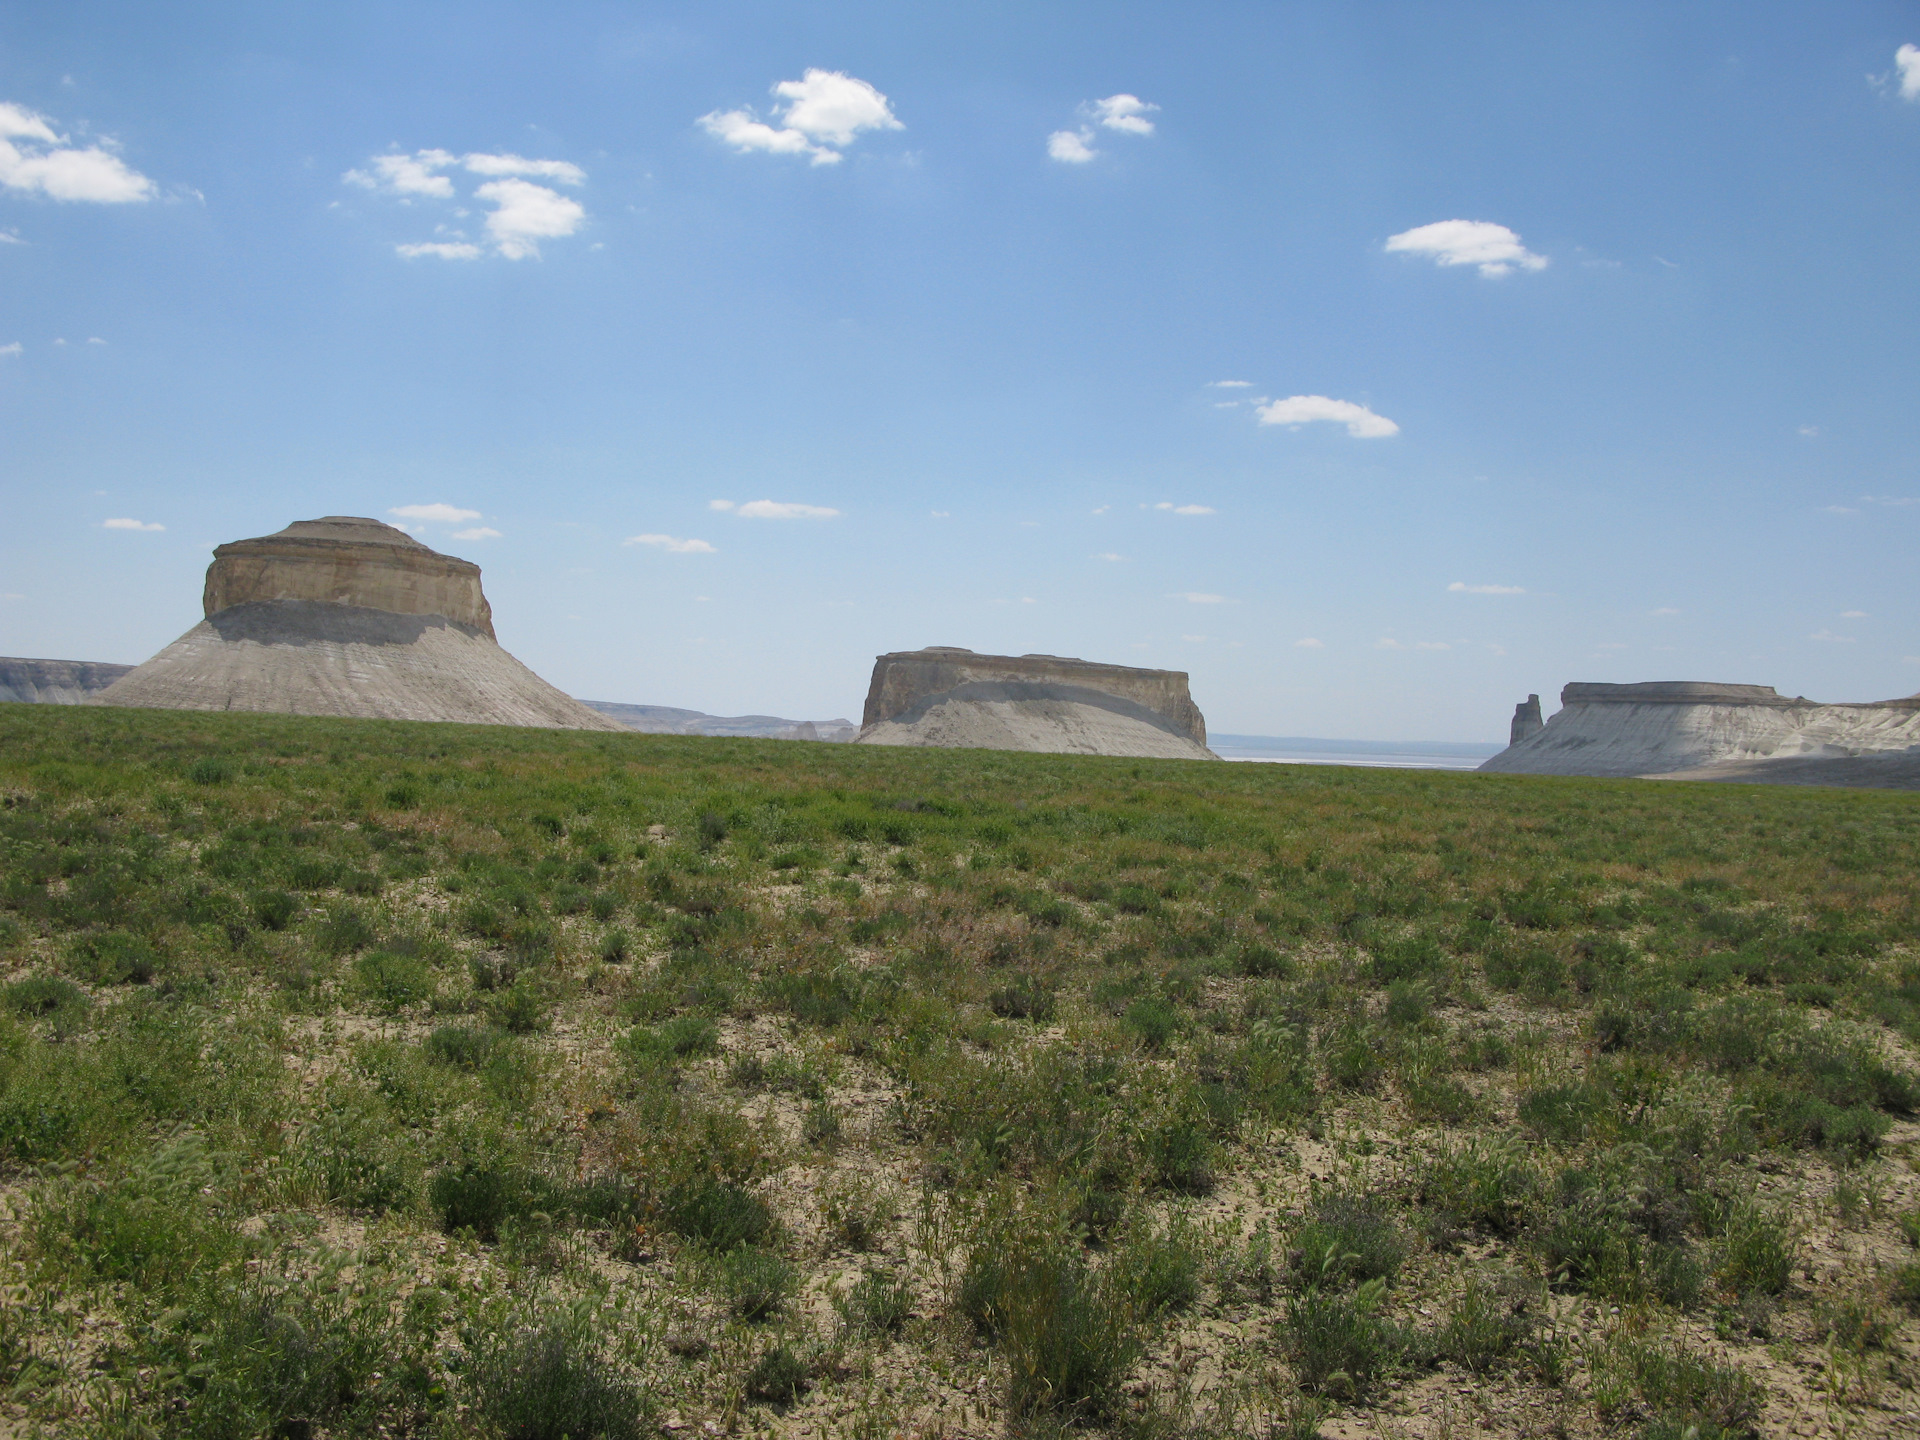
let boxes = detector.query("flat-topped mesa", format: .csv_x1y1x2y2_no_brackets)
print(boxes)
203,516,494,637
1481,679,1920,784
0,657,132,705
91,516,621,732
856,647,1216,760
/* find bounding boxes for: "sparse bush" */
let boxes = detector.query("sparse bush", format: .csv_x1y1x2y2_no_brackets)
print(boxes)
63,930,160,985
719,1245,796,1320
1290,1193,1404,1291
352,948,434,1012
1712,1199,1796,1300
743,1344,807,1405
1282,1278,1399,1398
465,1312,645,1440
836,1266,912,1335
663,1176,773,1252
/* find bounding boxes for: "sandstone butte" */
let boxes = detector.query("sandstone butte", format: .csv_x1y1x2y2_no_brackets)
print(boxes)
854,646,1218,760
90,517,624,731
1480,680,1920,788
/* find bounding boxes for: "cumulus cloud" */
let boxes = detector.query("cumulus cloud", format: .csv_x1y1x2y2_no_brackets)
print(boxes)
1256,395,1400,438
700,69,901,166
624,533,716,554
1386,219,1547,277
103,517,163,531
1898,43,1920,100
452,527,501,541
347,149,587,259
345,149,458,198
1172,592,1226,604
1092,94,1158,135
1047,128,1097,163
396,241,480,260
1448,581,1525,595
733,500,840,519
475,178,585,259
390,503,481,525
0,101,155,203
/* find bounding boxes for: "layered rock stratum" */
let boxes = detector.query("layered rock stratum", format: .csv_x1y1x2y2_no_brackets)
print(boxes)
0,658,133,705
92,517,622,731
1480,681,1920,787
583,701,857,742
854,647,1217,759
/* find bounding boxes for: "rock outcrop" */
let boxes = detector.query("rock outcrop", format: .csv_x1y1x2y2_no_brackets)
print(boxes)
92,517,622,732
855,647,1217,759
0,658,133,705
1480,681,1920,786
1509,694,1543,746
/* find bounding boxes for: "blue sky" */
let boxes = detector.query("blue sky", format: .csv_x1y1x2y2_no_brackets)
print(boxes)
3,2,1917,740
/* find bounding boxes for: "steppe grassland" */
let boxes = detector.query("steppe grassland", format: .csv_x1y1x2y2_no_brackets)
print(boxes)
1,704,1918,1440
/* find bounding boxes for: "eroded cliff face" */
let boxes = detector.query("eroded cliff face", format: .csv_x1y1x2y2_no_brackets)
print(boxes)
1480,680,1920,784
202,517,494,638
856,647,1216,759
93,516,621,732
0,658,132,705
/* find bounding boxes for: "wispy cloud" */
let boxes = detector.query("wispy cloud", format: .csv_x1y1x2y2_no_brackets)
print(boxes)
1294,637,1324,649
1386,219,1546,277
1377,637,1451,651
1208,380,1252,389
713,499,840,519
1863,495,1920,507
1448,581,1524,595
1798,425,1820,438
1153,502,1215,516
452,527,501,541
1171,592,1226,604
390,503,481,525
0,342,19,357
1841,610,1868,619
396,241,480,260
0,101,155,203
1094,552,1128,562
103,517,163,532
1256,395,1399,438
1810,629,1856,644
701,69,901,166
623,533,716,554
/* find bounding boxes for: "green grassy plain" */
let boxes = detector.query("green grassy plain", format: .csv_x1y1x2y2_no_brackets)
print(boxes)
1,702,1918,1439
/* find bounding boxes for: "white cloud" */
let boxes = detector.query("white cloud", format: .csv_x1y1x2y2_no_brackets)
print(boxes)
103,517,163,531
1091,94,1158,135
462,153,586,185
1841,610,1868,619
931,510,950,518
1094,552,1128,562
1256,395,1400,438
1208,380,1252,388
709,499,735,511
1798,425,1820,437
476,178,585,259
396,241,481,260
1811,629,1856,644
1047,128,1097,163
0,101,155,203
1864,495,1920,507
0,228,21,243
701,69,901,166
1153,502,1215,515
734,500,839,519
452,526,502,541
390,503,482,525
0,342,19,357
624,533,716,554
1294,637,1324,648
1447,581,1525,595
1376,637,1451,651
1898,43,1920,100
1181,634,1206,642
1172,592,1226,604
1091,504,1109,515
348,150,586,259
86,336,104,344
1822,505,1859,515
345,149,458,198
1385,219,1547,277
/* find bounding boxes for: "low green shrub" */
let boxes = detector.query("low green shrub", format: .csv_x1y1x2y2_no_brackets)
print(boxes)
1290,1193,1405,1291
663,1176,774,1252
743,1344,807,1405
1281,1278,1398,1398
835,1266,912,1335
719,1245,796,1321
464,1311,645,1440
